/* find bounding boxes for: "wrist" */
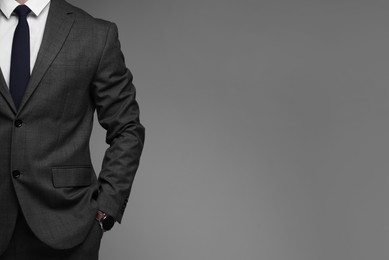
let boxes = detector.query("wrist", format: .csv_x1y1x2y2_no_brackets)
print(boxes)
95,210,115,232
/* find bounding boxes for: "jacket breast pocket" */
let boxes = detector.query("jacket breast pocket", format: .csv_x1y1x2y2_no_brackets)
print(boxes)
52,166,92,188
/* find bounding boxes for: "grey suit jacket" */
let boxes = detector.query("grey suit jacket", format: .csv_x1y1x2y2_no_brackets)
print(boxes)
0,0,145,253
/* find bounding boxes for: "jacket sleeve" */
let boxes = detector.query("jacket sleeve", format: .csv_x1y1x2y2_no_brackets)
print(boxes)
90,22,145,224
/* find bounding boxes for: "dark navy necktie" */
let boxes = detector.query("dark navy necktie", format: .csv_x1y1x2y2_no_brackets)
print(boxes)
10,5,31,110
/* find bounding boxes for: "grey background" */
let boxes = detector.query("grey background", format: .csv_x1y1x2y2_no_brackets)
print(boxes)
69,0,389,259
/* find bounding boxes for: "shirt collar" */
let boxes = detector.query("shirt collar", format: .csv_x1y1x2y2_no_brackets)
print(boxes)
0,0,50,19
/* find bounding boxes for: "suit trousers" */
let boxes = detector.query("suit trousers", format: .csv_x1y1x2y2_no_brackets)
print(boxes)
0,206,103,260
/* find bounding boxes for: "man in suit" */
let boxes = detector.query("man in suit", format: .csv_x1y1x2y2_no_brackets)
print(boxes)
0,0,145,259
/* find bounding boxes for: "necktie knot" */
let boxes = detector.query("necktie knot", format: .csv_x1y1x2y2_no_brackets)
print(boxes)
14,5,31,17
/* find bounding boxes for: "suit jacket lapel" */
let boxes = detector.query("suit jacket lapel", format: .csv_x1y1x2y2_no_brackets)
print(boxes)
17,0,74,114
0,68,17,113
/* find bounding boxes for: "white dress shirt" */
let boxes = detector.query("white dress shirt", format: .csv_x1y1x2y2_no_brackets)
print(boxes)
0,0,50,88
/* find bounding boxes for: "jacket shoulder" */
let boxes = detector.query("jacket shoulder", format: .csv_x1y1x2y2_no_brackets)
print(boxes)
60,0,113,29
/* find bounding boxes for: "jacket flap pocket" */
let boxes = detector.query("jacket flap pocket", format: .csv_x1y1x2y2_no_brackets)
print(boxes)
52,166,92,188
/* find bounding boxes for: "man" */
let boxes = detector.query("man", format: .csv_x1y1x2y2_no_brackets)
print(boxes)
0,0,145,259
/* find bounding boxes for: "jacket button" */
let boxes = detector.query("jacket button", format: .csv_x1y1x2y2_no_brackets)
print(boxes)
14,119,23,127
12,170,21,179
